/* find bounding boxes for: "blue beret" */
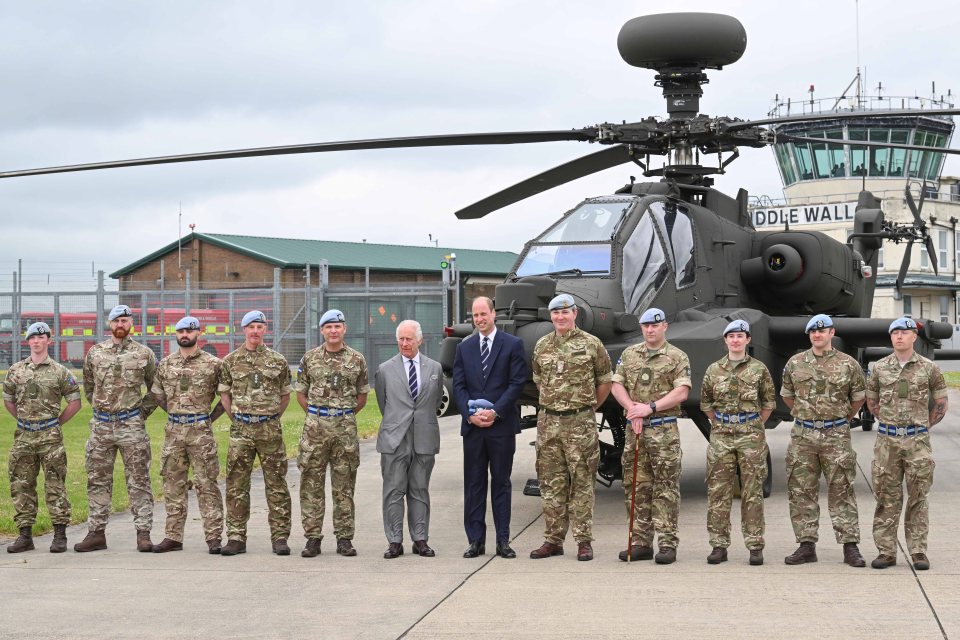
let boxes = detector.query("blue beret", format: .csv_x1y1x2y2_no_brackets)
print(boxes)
723,320,750,336
319,309,346,326
548,294,576,311
108,305,132,321
888,317,918,333
241,310,267,327
175,316,200,331
804,314,833,332
25,322,51,338
639,308,666,324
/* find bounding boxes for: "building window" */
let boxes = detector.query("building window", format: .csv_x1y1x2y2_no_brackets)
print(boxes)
878,246,884,269
920,243,929,269
903,295,912,316
940,296,950,323
940,230,948,270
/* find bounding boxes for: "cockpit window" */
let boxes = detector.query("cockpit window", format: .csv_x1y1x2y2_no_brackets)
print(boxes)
649,201,696,289
515,244,611,277
537,200,631,242
621,212,668,314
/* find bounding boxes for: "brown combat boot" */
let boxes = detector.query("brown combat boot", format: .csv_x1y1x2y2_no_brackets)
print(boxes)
221,540,246,556
911,553,930,571
206,539,222,555
74,529,107,553
136,529,153,553
871,553,897,569
272,538,291,556
619,545,654,562
336,538,357,557
152,538,183,553
655,547,677,564
843,542,866,567
7,526,34,553
577,542,594,561
707,547,728,564
784,542,817,565
50,524,67,554
302,538,321,558
529,542,564,559
749,549,764,566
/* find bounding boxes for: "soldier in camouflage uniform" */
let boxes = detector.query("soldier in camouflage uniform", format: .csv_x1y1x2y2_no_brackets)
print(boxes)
219,310,293,556
75,305,158,553
150,316,226,554
780,313,867,567
295,309,369,558
529,294,611,562
699,320,776,566
867,317,948,571
3,322,82,553
611,307,691,565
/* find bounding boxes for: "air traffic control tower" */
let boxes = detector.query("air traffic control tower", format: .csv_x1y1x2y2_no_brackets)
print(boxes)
749,79,959,336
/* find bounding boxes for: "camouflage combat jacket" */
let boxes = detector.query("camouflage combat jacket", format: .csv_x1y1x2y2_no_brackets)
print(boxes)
866,352,947,428
780,348,865,420
3,356,82,420
219,344,291,415
612,341,692,416
152,349,222,415
83,337,158,415
294,345,369,409
701,354,776,416
533,326,612,412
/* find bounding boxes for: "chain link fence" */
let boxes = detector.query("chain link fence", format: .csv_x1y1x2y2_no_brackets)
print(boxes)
0,269,449,370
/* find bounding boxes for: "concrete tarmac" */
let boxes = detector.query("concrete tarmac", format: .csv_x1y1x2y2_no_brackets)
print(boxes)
3,390,960,639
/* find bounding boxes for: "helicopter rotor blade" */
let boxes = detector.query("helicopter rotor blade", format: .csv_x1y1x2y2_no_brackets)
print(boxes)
455,145,638,219
896,240,914,295
905,186,923,226
925,235,939,276
726,108,960,132
0,130,599,180
777,134,960,156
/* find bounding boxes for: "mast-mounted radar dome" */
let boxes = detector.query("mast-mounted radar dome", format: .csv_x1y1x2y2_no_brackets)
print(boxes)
617,13,747,71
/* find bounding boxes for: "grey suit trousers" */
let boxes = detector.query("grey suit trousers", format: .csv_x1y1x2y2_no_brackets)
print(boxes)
381,427,436,543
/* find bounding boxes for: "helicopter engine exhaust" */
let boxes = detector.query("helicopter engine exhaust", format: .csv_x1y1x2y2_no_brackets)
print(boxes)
740,231,865,316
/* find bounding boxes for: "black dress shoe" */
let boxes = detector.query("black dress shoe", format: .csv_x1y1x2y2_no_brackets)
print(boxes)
496,542,516,559
463,541,485,558
383,542,404,559
412,540,435,557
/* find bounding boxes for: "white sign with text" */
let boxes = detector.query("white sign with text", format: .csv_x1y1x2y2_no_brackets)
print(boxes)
751,202,858,229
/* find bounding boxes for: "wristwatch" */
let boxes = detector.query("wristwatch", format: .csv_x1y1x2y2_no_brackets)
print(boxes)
648,402,657,413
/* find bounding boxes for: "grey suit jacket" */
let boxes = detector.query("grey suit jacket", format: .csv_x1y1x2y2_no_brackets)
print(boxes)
375,353,442,455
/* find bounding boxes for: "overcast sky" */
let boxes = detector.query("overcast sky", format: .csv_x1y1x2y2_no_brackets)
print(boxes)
0,0,957,288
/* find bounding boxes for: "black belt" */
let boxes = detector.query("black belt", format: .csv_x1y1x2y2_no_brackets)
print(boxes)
542,406,593,417
795,418,848,430
94,408,141,422
168,413,210,424
16,417,59,431
233,413,280,424
878,423,928,437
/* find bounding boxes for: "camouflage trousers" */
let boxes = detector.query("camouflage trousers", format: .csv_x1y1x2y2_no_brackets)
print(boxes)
785,424,860,544
225,418,291,542
622,421,682,550
159,420,223,543
872,432,934,556
86,416,153,531
298,414,360,540
536,411,599,545
706,423,767,550
8,426,71,528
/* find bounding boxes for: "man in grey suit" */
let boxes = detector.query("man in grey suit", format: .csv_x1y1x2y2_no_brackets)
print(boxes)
375,319,443,559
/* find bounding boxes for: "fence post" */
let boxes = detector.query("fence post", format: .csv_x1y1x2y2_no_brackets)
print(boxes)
96,271,105,342
304,265,312,352
53,294,61,362
273,267,281,350
185,269,192,315
228,290,236,353
12,271,20,363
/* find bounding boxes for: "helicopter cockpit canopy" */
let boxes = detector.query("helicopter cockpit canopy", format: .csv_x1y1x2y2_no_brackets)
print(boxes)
514,199,632,278
621,200,696,314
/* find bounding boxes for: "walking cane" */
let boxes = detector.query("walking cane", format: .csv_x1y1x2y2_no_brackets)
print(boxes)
627,418,641,563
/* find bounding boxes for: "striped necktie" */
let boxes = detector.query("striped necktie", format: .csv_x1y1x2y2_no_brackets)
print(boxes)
480,337,490,378
407,358,418,398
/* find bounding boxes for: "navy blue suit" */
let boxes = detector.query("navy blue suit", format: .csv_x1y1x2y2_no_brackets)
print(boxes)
452,330,528,545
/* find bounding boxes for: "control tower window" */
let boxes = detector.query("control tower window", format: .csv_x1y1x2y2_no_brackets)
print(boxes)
850,129,868,176
792,143,814,180
868,130,890,176
649,201,696,289
621,211,668,314
888,130,909,177
775,144,797,185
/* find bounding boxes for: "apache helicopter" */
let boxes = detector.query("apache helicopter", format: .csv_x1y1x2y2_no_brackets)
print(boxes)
3,13,959,492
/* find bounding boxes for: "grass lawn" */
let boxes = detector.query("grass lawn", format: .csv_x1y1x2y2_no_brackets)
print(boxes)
0,390,382,537
944,372,960,388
